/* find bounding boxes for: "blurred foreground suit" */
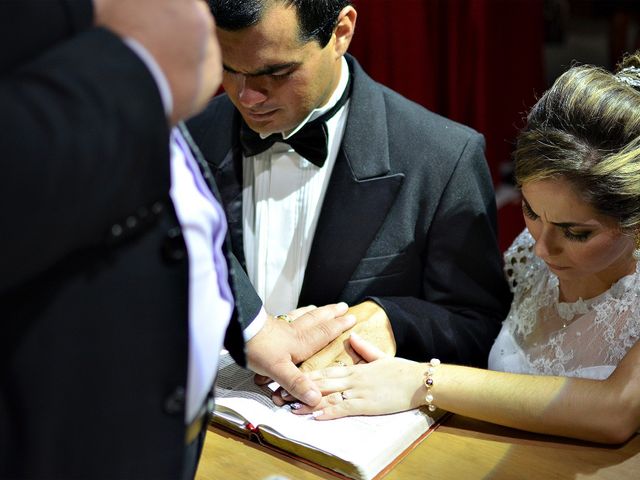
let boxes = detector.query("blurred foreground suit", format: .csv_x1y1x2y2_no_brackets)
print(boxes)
0,2,258,478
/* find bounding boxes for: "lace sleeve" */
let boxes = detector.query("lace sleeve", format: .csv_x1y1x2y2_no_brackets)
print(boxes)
503,229,538,293
496,227,640,378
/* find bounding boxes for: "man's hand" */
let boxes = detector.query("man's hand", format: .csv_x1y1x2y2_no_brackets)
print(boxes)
299,300,396,371
245,303,356,408
94,0,221,124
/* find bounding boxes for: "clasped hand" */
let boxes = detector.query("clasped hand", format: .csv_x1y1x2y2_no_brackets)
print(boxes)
257,300,398,407
245,303,356,407
294,333,426,419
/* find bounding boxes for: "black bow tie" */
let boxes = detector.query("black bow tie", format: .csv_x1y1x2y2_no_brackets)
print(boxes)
239,75,352,168
240,121,329,167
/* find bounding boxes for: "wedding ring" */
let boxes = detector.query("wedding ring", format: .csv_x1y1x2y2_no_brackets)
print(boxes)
333,360,347,367
276,313,294,324
340,391,347,401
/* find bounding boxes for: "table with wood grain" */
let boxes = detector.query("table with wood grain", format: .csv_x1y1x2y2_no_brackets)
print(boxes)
195,414,640,479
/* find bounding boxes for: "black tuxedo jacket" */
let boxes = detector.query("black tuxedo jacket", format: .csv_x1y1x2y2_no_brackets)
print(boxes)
0,1,257,478
188,55,512,365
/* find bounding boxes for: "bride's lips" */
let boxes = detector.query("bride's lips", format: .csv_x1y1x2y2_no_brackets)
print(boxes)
546,262,570,271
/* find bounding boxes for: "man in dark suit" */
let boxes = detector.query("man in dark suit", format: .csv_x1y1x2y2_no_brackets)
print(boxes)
0,1,354,478
188,0,512,372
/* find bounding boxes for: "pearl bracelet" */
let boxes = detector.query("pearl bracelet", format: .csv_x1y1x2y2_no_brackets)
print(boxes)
424,358,440,412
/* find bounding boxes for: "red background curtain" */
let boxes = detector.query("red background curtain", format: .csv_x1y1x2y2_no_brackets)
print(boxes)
349,0,545,250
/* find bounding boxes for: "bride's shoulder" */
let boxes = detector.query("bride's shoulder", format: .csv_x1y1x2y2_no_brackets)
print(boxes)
503,229,545,293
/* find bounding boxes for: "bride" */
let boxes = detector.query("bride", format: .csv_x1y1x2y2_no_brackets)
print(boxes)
295,53,640,443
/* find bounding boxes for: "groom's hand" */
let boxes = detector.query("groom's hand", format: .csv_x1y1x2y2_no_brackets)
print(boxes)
299,300,396,371
245,303,355,407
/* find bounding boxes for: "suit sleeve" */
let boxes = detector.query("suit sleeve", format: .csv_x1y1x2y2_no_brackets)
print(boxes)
370,135,512,367
0,23,170,293
222,249,264,367
0,0,93,73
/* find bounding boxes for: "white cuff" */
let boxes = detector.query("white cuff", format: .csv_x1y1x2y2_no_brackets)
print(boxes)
242,306,268,342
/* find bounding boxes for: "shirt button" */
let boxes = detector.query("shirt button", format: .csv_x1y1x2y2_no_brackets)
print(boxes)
161,227,186,263
125,216,138,229
111,224,123,237
164,386,186,415
152,202,164,216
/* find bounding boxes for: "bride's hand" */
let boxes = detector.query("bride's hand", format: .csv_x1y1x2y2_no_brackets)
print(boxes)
292,333,427,419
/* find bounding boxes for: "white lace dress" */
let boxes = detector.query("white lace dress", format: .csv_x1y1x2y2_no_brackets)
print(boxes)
488,229,640,380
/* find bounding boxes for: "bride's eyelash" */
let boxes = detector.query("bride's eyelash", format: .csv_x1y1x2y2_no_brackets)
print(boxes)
523,200,592,242
563,229,592,242
522,201,538,220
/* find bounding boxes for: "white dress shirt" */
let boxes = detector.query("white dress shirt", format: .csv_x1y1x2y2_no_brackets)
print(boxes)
243,56,351,314
169,131,233,423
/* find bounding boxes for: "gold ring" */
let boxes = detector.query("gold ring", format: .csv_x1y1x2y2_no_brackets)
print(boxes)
334,360,347,367
276,314,294,324
340,391,347,401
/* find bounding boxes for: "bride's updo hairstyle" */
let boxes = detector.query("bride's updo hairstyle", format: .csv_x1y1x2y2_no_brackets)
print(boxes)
513,51,640,233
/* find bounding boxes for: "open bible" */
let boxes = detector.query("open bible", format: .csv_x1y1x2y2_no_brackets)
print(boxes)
212,353,445,480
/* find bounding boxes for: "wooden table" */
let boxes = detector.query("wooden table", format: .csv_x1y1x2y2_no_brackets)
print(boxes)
195,414,640,479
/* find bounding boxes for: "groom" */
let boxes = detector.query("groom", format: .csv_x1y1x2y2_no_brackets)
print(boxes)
188,0,511,367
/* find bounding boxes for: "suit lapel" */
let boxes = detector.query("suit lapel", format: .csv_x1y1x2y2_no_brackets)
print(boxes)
176,122,246,362
211,147,246,269
298,56,405,307
177,121,246,268
184,108,247,270
176,122,221,199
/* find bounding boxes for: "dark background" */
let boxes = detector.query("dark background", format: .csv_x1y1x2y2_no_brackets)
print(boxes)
348,0,640,251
